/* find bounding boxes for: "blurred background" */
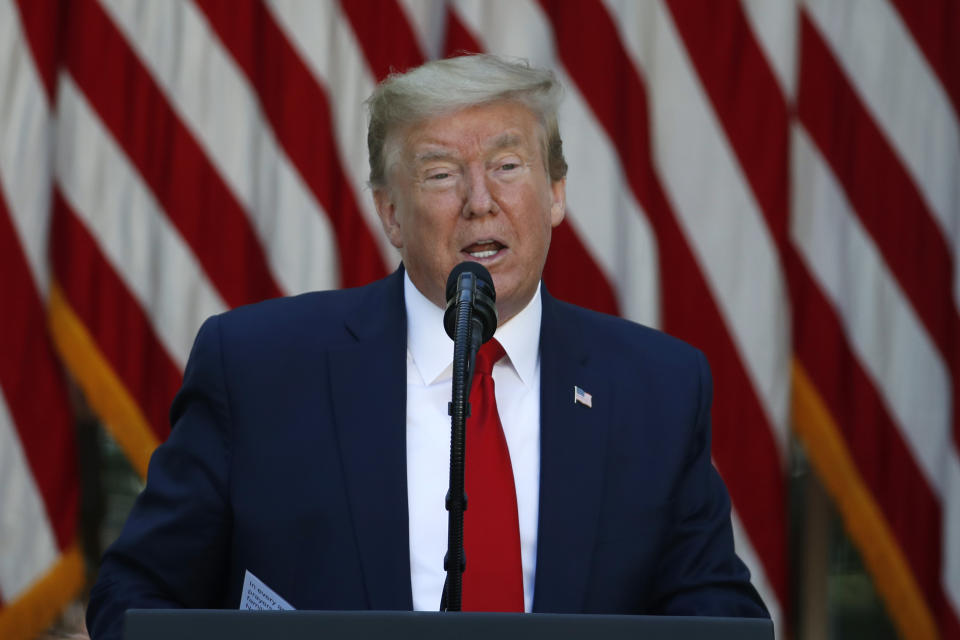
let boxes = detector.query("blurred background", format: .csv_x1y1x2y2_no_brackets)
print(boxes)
1,0,958,638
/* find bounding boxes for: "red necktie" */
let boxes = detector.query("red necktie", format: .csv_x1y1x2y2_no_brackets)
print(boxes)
461,339,525,612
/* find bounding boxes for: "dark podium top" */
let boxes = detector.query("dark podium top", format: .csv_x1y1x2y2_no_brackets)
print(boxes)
125,609,773,640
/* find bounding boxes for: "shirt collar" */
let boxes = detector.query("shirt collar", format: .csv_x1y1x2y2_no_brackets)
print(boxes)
404,271,541,386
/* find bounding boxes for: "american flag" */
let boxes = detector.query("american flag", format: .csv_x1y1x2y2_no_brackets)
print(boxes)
1,1,957,638
573,386,592,408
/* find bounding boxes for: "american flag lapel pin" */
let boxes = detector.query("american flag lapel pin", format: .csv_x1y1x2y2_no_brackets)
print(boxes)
574,385,593,408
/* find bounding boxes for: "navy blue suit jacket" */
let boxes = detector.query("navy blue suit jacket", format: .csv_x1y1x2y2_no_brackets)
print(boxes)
87,269,767,639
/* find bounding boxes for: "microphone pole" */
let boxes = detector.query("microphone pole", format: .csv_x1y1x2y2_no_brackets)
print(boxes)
439,262,497,612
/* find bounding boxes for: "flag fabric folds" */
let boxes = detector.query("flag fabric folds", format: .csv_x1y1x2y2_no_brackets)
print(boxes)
0,1,957,639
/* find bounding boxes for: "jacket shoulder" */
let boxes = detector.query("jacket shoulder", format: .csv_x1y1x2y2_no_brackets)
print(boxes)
209,272,401,350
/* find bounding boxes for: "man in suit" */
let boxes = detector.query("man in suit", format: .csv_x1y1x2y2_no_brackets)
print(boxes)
87,54,767,639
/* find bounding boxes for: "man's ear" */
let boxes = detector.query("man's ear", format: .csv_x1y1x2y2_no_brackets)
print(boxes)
373,187,404,249
549,178,566,227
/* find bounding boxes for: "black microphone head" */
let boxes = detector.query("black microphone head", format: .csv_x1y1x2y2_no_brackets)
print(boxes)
444,261,495,304
443,262,498,342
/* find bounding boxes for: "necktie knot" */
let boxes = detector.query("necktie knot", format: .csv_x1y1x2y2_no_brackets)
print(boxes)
474,339,506,376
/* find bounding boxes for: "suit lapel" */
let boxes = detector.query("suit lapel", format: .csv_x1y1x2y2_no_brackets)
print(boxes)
328,269,413,610
533,290,611,612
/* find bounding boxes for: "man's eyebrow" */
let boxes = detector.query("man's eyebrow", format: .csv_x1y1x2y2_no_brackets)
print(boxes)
413,148,458,164
487,132,524,151
411,132,526,164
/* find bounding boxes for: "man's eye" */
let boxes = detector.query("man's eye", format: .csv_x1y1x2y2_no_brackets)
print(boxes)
427,172,451,181
500,163,520,171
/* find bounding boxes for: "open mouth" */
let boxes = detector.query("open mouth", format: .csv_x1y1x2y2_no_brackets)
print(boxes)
463,239,506,260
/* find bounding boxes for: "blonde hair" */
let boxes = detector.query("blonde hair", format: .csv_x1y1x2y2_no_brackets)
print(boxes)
366,54,567,187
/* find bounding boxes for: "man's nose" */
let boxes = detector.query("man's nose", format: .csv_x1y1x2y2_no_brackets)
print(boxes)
461,167,498,218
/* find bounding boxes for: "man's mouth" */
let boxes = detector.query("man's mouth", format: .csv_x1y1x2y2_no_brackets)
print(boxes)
463,239,505,259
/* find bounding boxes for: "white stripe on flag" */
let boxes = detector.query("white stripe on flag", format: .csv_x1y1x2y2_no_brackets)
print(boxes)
266,0,402,271
803,0,960,271
947,459,960,617
556,62,661,328
791,123,951,496
100,0,340,296
0,0,53,294
731,507,780,636
740,0,799,101
0,388,58,602
791,122,960,616
606,0,792,453
396,0,445,61
55,74,226,368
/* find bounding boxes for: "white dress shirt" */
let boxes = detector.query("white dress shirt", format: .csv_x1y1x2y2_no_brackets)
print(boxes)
404,273,541,612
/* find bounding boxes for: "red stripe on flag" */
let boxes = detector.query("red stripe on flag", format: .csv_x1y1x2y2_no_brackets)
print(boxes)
890,0,960,122
0,191,77,550
792,261,960,638
443,10,619,317
196,0,389,288
665,0,790,252
798,13,960,451
538,0,788,602
543,220,620,316
339,0,425,79
13,0,63,101
443,7,483,57
659,8,807,608
63,0,284,307
50,193,181,444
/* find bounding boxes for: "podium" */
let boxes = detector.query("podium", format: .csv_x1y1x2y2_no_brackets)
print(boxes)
125,609,773,639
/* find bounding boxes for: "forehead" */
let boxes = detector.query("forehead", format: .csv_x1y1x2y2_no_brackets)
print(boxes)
396,101,545,161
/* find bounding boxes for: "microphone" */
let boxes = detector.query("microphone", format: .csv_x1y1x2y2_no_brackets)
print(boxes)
440,262,497,612
443,261,498,344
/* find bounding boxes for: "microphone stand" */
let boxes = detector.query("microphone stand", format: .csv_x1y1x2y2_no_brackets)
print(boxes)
439,285,484,612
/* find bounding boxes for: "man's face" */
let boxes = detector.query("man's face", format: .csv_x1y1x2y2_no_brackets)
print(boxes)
374,101,565,325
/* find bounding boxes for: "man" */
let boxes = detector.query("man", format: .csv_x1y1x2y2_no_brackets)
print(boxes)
87,54,767,639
